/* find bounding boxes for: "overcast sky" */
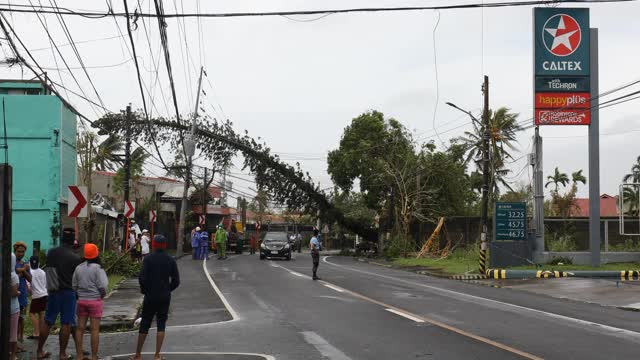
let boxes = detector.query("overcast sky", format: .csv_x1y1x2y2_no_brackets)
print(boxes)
1,0,639,203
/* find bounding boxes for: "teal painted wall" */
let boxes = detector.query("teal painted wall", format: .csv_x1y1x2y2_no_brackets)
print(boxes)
0,89,77,251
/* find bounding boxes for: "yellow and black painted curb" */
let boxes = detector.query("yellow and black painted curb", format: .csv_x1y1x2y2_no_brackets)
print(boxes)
535,270,571,278
486,269,508,279
619,270,640,281
450,274,488,280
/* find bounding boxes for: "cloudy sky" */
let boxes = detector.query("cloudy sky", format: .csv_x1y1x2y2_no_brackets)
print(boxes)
1,0,639,203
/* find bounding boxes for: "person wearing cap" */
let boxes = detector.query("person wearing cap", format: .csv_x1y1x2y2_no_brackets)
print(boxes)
192,227,202,260
199,228,210,260
130,234,180,360
37,227,83,360
215,224,227,260
28,256,48,340
141,229,151,258
13,241,31,344
73,243,108,360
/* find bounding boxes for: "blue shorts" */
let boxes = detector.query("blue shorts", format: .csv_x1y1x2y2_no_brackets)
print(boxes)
45,289,77,326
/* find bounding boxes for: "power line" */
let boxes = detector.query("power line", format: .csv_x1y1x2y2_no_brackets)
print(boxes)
0,0,635,18
28,33,125,52
48,0,108,111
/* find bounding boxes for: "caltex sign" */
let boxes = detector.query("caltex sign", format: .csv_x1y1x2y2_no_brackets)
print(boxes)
534,8,590,125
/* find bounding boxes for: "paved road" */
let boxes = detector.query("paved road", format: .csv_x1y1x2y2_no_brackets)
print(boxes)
25,253,640,359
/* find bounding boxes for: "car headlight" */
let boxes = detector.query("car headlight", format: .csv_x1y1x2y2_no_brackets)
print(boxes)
284,244,290,249
260,243,266,249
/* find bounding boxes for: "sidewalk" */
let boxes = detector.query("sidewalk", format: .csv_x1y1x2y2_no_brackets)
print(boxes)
485,277,640,311
101,278,144,330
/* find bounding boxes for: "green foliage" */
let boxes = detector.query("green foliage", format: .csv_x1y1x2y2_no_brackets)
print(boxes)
546,167,586,217
546,234,577,252
102,251,141,277
547,256,573,265
392,247,479,275
610,239,640,252
453,107,522,195
113,147,149,194
545,167,570,191
327,110,414,210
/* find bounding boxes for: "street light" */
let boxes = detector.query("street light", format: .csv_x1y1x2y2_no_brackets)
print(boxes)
445,102,481,125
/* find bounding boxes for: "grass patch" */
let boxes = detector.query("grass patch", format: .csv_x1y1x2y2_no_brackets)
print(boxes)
108,274,125,293
509,262,640,271
392,248,481,275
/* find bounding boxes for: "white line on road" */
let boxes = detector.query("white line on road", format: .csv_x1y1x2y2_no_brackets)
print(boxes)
324,284,345,293
385,308,426,323
290,271,308,278
107,352,275,360
323,256,640,343
203,258,239,320
301,331,352,360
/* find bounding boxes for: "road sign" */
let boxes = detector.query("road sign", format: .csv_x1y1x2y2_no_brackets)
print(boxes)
149,210,156,223
199,214,206,225
495,202,527,241
124,200,135,219
68,186,88,218
534,8,591,126
322,224,329,234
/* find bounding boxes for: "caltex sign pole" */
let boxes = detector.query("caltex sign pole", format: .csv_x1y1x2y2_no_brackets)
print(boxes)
588,28,600,267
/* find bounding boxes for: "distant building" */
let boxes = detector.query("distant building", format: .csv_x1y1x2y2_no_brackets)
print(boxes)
0,80,77,251
570,194,619,217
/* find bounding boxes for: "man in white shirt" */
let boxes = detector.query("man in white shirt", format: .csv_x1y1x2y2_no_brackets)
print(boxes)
141,229,151,257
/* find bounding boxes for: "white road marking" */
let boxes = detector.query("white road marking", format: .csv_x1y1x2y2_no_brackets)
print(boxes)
106,352,275,360
203,257,239,320
301,331,352,360
324,284,345,293
231,272,237,281
385,308,426,323
623,302,640,309
323,256,640,342
290,271,308,278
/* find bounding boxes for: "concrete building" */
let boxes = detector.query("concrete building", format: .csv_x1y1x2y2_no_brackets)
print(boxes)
0,80,77,251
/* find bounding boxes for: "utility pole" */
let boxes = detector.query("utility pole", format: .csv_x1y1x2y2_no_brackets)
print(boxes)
0,164,13,360
479,75,490,274
123,105,132,251
202,167,207,226
532,127,544,261
176,66,204,256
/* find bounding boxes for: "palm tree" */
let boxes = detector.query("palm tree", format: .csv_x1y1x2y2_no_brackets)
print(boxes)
93,135,124,171
455,107,521,195
571,170,587,186
545,167,569,192
623,155,640,184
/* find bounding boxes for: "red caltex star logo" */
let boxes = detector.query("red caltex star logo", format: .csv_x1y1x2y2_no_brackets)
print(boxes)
542,14,582,57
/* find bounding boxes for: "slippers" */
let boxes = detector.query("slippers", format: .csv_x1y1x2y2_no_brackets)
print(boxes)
37,352,51,359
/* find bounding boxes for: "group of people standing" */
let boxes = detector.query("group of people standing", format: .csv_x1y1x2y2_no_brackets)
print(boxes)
191,224,230,260
7,227,180,360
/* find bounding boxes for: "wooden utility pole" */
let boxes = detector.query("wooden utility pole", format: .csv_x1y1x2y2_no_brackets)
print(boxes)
176,67,204,256
124,105,132,251
479,75,490,274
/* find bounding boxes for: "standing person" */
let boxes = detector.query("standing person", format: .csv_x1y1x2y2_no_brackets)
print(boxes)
249,234,256,255
9,253,21,360
129,234,180,360
310,229,322,280
28,256,48,340
199,229,210,260
37,227,83,360
14,241,31,344
73,243,108,360
129,228,138,260
140,230,151,258
296,232,303,253
215,224,227,260
191,227,201,260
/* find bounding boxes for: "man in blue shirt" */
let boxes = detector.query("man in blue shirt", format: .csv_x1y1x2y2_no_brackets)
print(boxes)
310,229,321,280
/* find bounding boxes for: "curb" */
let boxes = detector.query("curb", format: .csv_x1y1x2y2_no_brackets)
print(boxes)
484,268,640,280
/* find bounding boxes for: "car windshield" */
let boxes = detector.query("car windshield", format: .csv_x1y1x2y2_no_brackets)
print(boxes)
264,232,287,242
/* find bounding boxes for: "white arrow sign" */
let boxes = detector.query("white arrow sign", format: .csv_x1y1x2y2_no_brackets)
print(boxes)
124,200,136,219
68,186,88,218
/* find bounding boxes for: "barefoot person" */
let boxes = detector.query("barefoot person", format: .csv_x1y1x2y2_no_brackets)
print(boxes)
28,256,48,340
37,227,82,360
130,234,180,360
9,253,21,360
14,242,31,345
73,244,108,360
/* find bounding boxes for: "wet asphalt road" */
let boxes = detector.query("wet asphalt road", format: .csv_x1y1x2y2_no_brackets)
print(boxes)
28,253,640,359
